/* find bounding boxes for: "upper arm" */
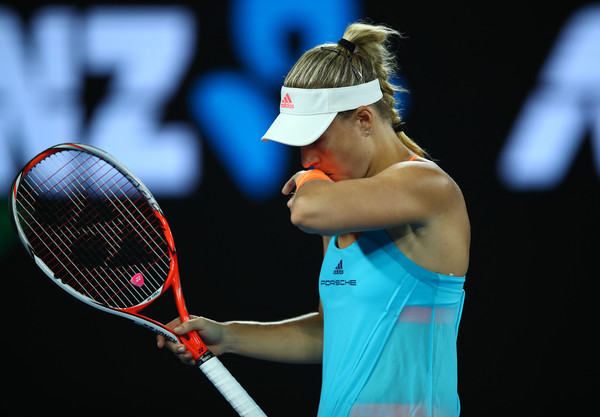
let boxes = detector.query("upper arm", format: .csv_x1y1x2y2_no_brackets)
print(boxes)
290,162,457,235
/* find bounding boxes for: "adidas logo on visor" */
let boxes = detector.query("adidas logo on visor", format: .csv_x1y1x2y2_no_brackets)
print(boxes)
281,93,294,109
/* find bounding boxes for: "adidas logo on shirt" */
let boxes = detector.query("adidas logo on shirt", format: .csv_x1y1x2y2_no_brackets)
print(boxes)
333,259,344,275
320,259,356,286
281,93,294,109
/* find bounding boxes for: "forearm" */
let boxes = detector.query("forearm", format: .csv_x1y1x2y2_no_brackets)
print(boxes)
222,312,323,364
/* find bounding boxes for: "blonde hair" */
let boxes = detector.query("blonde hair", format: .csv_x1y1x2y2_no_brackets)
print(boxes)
284,22,426,158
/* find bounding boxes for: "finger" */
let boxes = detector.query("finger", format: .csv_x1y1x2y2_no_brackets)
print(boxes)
156,334,166,349
287,193,296,209
170,343,195,365
161,339,183,353
282,172,303,195
282,177,295,195
158,317,185,348
178,351,195,365
156,333,180,349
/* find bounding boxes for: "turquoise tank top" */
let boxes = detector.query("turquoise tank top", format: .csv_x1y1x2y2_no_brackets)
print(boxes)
318,229,465,417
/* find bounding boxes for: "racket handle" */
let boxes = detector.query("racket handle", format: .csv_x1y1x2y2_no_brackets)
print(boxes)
198,355,267,417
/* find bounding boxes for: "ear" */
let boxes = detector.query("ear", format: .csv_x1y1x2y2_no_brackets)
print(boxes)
354,106,374,134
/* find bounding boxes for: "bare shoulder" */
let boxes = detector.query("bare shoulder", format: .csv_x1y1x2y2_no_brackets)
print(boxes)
383,157,452,181
380,158,464,208
384,158,470,276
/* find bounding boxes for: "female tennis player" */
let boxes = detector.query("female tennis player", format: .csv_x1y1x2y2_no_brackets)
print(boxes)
158,22,470,417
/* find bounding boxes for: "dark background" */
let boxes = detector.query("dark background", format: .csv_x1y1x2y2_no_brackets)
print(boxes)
1,1,598,416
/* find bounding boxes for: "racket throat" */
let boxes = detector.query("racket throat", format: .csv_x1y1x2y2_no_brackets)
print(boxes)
179,330,209,361
195,349,215,365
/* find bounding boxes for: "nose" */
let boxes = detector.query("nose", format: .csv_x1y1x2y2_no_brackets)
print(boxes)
301,144,320,168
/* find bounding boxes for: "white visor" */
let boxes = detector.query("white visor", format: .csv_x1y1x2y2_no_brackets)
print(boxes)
261,79,383,146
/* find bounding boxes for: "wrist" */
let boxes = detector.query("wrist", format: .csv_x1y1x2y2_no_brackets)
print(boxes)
220,321,238,355
296,169,332,189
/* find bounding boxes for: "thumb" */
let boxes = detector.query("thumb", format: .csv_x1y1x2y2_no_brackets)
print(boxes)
174,316,204,335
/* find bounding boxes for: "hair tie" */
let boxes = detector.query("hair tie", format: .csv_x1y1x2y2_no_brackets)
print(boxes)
394,122,405,133
337,38,356,53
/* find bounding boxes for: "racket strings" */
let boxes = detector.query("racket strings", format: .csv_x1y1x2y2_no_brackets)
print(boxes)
15,149,172,309
53,152,170,298
22,152,168,305
20,153,143,290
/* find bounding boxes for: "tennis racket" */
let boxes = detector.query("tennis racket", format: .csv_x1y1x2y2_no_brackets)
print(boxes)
9,143,267,417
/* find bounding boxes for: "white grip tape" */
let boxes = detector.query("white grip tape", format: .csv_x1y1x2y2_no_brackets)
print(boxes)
199,356,267,417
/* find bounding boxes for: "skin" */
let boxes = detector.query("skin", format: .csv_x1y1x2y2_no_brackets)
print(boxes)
157,105,470,365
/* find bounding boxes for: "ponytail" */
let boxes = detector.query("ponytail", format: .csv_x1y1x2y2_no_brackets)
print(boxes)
284,21,428,158
343,23,427,158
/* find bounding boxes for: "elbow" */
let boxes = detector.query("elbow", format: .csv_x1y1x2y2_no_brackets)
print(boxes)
290,194,310,227
290,194,321,233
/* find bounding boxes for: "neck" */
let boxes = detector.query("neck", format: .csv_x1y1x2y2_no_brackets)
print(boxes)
366,124,412,177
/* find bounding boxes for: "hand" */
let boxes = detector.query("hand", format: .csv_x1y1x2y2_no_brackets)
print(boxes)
157,316,226,365
282,171,306,209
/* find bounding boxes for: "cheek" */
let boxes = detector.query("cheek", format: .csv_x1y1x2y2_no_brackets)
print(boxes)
329,151,363,178
341,142,371,177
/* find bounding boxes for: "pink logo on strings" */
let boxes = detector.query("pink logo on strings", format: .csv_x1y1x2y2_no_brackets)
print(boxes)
131,273,144,287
